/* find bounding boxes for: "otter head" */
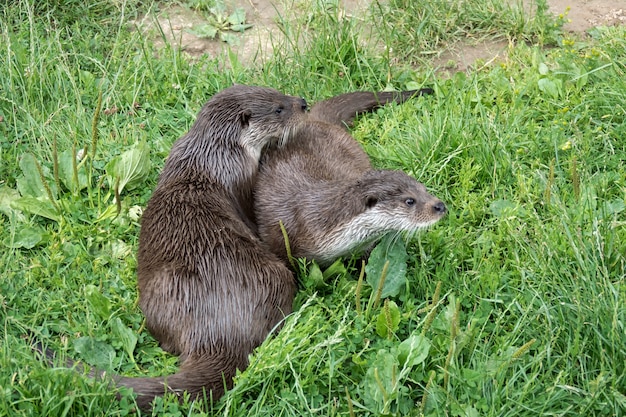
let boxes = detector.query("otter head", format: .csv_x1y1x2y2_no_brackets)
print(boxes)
209,85,308,162
359,170,447,236
161,85,308,189
314,170,446,265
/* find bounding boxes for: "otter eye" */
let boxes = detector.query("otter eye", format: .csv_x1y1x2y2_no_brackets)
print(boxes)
275,106,284,114
405,198,416,206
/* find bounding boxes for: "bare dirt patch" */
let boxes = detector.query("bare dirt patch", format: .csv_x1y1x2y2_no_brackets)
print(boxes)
550,0,626,32
133,0,626,73
430,0,626,76
131,1,282,61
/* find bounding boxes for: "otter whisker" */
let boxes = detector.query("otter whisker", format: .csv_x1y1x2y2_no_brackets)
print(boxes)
384,230,404,252
280,125,294,147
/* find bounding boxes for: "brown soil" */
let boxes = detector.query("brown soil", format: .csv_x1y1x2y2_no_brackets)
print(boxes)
131,0,626,74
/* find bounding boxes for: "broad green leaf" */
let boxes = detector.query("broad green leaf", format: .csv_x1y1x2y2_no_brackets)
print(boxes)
405,80,424,91
604,199,626,215
74,336,116,369
0,186,25,221
111,317,137,363
209,3,227,16
376,300,401,338
538,77,562,98
230,23,253,32
306,262,325,290
489,199,526,218
576,72,589,90
16,153,57,199
365,234,408,299
79,70,96,89
11,196,60,222
360,349,398,412
228,8,247,26
58,149,88,191
96,204,119,223
220,31,240,45
3,225,46,249
188,24,218,39
322,258,347,280
85,285,111,320
397,334,431,368
105,141,151,194
538,62,550,75
106,239,132,259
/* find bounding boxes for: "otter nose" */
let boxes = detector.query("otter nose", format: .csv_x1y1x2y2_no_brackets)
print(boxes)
300,98,308,112
433,201,447,214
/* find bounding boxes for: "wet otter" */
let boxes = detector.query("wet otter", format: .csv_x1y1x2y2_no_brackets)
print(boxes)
111,87,431,408
130,87,438,408
36,86,433,410
256,98,445,266
123,85,307,408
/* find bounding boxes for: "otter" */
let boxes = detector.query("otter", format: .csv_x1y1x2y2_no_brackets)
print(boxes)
120,85,307,409
256,96,445,266
107,87,430,408
35,86,433,410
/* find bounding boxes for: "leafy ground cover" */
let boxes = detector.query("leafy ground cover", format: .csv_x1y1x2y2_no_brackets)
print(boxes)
0,0,624,416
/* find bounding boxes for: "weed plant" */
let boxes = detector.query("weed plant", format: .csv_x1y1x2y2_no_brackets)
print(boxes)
0,0,624,416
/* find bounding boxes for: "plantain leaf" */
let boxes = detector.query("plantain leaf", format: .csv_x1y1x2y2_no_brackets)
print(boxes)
306,261,325,290
85,284,111,321
220,31,240,45
58,149,89,191
227,8,247,26
11,196,60,221
376,300,401,338
16,153,57,199
3,225,46,249
188,24,218,39
365,234,408,299
322,258,347,280
74,336,116,369
538,77,562,99
105,141,151,195
111,317,137,364
0,186,26,221
397,334,431,368
360,349,398,412
230,23,253,32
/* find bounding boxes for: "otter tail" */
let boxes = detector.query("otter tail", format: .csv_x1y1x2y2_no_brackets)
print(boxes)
32,338,242,410
114,351,242,410
308,88,433,128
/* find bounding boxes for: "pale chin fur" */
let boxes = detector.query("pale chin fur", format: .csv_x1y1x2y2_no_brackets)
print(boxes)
315,208,441,264
279,125,294,148
242,126,294,161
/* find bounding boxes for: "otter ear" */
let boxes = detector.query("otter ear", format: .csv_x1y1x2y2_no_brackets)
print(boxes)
366,196,378,208
240,110,252,127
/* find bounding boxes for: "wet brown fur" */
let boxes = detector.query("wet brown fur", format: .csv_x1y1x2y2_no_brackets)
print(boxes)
36,86,434,410
256,89,446,266
127,85,307,409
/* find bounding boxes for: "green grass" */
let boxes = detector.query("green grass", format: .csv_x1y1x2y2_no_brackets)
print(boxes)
1,0,624,416
371,0,567,64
